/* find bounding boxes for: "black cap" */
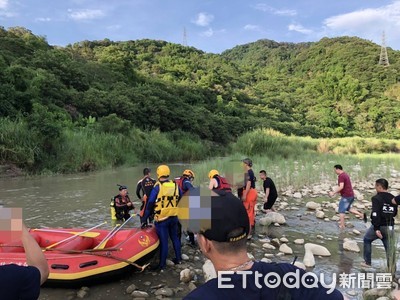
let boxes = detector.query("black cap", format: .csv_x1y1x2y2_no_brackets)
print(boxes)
118,185,128,191
202,190,249,242
143,168,151,175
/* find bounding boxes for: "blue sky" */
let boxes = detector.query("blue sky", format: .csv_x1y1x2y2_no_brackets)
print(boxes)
0,0,399,53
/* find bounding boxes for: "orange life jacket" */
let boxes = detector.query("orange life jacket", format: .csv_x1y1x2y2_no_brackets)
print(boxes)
214,175,232,193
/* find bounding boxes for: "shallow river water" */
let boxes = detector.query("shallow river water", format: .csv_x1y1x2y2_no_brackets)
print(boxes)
0,166,397,299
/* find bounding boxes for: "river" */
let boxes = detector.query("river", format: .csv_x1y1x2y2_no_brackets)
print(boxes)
0,166,396,299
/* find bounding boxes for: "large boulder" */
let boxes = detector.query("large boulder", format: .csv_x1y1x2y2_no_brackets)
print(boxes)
259,212,286,226
303,243,331,268
343,239,360,253
306,201,321,210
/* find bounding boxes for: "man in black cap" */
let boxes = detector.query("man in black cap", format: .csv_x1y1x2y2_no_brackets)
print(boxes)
183,189,346,300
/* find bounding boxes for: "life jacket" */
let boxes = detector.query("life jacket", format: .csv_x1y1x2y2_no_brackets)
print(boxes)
114,194,132,207
214,175,232,193
174,176,184,191
154,181,179,222
174,176,191,194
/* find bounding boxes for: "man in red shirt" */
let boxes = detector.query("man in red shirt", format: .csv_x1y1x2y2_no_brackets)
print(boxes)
329,164,365,229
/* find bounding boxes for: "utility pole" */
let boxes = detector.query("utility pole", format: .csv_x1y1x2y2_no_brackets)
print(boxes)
378,31,390,66
183,27,188,46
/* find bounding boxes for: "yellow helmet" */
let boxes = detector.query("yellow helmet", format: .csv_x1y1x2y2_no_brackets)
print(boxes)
183,169,195,178
157,165,170,179
208,169,219,179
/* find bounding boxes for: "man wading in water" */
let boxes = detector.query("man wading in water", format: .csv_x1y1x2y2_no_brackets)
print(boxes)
329,164,365,229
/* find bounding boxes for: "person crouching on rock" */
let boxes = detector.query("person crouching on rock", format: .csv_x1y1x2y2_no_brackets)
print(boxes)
114,185,134,221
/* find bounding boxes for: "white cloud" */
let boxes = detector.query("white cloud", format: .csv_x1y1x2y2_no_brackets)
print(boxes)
200,28,214,37
0,0,8,10
254,4,297,16
35,17,51,22
288,23,313,35
67,8,105,21
323,1,400,48
193,12,214,27
244,24,262,32
324,6,393,30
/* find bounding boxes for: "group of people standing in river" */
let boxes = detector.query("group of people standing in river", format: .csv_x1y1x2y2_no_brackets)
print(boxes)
110,158,278,270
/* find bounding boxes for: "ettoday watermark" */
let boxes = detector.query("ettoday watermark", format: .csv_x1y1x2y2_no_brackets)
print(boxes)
217,270,392,294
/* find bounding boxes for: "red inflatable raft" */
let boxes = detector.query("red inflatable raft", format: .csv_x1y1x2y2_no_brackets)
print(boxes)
0,226,159,287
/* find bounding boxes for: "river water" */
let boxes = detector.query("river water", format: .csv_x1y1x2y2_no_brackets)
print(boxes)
0,166,397,299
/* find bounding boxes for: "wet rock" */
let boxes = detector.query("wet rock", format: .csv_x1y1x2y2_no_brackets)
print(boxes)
293,192,302,199
363,288,387,298
264,253,274,258
131,291,150,298
166,259,175,267
280,237,289,243
77,288,89,299
180,268,195,283
143,281,151,286
316,235,324,239
259,212,286,226
306,201,321,210
294,261,306,270
279,244,293,255
315,211,325,219
194,256,201,261
343,239,360,253
262,242,275,250
346,290,358,297
331,216,340,221
261,258,272,263
150,284,165,289
294,239,304,245
271,238,280,247
352,229,361,235
182,254,190,261
203,259,217,282
188,282,197,292
249,243,258,248
154,287,174,297
126,284,137,294
276,252,285,257
247,253,255,260
274,223,281,227
259,238,271,243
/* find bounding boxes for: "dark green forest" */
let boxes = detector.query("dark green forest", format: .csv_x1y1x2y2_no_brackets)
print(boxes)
1,26,399,173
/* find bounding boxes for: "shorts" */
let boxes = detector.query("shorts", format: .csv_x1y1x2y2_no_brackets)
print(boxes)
338,196,355,214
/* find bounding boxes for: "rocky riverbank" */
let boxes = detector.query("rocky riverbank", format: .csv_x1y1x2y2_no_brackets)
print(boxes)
39,173,400,300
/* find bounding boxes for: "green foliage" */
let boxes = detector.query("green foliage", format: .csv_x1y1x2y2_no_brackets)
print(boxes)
0,27,400,173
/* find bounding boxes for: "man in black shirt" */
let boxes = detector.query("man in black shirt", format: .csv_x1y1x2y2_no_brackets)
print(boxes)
362,178,397,269
136,168,156,220
259,170,278,212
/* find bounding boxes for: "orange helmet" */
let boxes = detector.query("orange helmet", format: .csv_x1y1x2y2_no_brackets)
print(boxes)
183,169,195,178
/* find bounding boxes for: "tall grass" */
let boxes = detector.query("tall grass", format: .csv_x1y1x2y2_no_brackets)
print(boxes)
0,118,213,174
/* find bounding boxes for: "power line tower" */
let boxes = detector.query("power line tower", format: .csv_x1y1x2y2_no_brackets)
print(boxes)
378,31,390,66
183,27,188,46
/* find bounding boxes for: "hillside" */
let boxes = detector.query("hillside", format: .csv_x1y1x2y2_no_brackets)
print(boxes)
0,26,399,172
